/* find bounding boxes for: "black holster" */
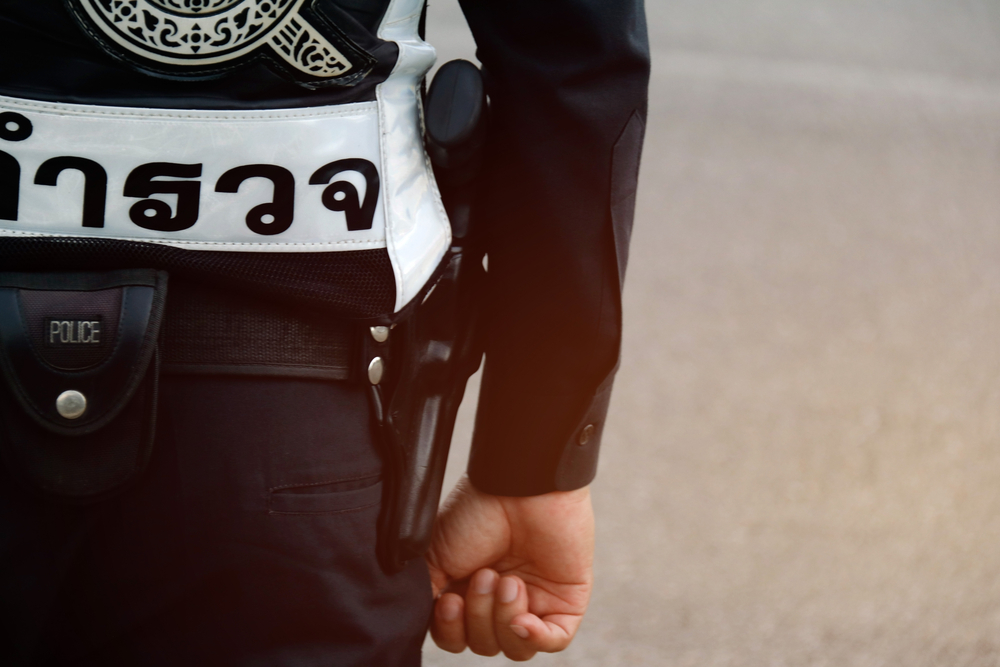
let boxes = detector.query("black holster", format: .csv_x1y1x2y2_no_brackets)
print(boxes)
373,59,488,573
372,247,485,572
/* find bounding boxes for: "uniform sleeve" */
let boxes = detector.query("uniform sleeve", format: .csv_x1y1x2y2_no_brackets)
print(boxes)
457,0,650,495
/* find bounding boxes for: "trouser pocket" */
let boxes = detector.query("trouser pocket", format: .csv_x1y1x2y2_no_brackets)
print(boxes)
0,269,167,502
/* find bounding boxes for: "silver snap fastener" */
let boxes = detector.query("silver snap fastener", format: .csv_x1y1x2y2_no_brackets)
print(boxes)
578,424,596,446
370,326,389,343
368,357,384,385
56,390,87,420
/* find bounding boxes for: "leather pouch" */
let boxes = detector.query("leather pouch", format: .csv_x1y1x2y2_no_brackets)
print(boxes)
0,270,167,502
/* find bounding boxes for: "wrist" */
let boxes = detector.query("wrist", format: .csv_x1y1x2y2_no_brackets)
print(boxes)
465,472,590,503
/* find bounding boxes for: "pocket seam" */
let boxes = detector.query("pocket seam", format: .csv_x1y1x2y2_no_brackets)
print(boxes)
267,479,383,515
269,473,380,493
267,499,381,517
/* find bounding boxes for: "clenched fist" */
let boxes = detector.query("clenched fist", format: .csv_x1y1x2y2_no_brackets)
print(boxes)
425,475,594,661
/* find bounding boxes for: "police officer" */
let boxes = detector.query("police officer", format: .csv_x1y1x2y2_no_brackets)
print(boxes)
0,0,648,664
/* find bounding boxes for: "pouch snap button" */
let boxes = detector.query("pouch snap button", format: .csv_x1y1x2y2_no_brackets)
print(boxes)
56,390,87,420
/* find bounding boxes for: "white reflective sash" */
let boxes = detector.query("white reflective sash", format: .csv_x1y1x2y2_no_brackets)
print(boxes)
0,0,449,312
0,97,389,251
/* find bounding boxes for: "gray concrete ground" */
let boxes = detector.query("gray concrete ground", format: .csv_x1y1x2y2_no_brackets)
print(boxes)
423,1,1000,664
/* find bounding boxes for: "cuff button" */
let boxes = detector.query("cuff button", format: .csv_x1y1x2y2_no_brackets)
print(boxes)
578,424,596,446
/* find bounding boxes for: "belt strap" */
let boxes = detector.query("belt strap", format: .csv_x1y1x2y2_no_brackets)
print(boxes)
160,280,355,381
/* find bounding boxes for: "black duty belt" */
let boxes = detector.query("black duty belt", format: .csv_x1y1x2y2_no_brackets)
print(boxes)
159,279,356,382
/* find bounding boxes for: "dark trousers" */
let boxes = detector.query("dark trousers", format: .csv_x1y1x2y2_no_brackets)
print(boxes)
1,375,432,666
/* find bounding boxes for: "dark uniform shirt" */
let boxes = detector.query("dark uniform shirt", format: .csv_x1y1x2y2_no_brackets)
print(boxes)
0,0,650,496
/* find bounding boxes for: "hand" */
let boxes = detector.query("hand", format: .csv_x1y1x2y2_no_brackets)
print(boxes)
425,475,594,661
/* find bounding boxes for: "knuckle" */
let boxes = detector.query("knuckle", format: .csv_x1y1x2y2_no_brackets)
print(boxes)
468,609,494,627
465,612,488,629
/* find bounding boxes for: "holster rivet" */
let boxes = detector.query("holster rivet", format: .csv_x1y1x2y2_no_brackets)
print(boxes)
578,424,596,446
368,357,385,385
370,326,390,343
56,390,87,420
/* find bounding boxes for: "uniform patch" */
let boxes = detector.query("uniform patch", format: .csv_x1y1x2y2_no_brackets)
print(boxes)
0,99,388,252
45,318,103,346
64,0,376,88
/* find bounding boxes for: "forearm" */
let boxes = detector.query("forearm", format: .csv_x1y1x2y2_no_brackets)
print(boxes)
458,0,651,495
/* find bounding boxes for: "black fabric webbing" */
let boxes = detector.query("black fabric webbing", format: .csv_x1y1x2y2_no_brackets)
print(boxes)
160,280,355,381
0,237,396,319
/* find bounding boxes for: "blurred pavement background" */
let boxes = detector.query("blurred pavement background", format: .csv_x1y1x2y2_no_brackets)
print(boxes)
424,1,1000,664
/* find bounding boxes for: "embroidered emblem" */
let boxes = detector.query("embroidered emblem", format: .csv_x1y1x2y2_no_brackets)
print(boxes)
65,0,375,87
45,319,103,346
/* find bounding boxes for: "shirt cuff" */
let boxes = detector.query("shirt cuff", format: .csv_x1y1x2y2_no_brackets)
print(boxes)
467,367,615,496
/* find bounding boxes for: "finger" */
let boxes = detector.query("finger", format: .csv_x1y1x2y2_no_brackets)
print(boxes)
464,568,500,656
508,612,584,653
493,576,537,661
430,593,467,653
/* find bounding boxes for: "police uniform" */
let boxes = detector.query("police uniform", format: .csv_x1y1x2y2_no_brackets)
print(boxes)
0,0,649,664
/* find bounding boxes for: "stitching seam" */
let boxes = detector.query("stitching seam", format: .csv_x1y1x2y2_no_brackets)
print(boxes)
269,474,381,493
267,500,380,516
0,229,386,248
0,98,377,122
